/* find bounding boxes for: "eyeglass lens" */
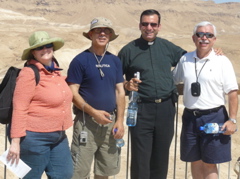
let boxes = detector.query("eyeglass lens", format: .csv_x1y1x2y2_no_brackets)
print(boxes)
141,22,158,28
35,43,54,51
196,32,214,38
93,28,112,34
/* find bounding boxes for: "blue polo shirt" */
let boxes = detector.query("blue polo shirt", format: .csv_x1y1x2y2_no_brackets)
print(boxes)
67,49,124,112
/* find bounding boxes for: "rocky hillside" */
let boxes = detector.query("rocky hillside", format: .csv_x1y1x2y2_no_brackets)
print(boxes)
0,0,240,78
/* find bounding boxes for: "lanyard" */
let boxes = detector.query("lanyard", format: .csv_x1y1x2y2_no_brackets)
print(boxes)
194,58,208,82
92,43,109,78
82,103,86,130
93,52,106,78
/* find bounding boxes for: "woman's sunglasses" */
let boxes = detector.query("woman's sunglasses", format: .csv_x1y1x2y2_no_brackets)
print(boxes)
34,43,53,51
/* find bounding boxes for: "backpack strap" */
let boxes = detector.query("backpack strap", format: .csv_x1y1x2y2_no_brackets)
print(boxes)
23,62,40,86
27,64,40,85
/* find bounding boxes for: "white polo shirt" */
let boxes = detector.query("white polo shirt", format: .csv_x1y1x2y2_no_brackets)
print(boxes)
173,49,238,109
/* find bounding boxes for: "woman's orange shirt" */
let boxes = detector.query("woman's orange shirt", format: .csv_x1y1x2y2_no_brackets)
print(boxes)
11,60,73,138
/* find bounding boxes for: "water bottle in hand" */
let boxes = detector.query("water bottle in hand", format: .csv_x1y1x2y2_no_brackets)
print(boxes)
199,123,225,134
114,128,125,148
126,99,138,126
126,72,140,127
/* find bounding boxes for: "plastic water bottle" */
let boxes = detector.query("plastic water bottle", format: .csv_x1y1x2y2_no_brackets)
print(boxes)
114,128,125,148
126,72,140,127
126,94,138,126
116,139,125,148
199,123,225,134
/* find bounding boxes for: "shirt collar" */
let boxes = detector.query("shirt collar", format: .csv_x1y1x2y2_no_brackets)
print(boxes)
29,59,62,73
140,36,156,46
193,48,214,61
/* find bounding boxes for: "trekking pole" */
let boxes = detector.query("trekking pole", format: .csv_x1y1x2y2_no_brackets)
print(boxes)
4,124,7,179
228,162,230,179
173,91,179,179
236,157,240,179
218,164,220,179
185,162,188,179
126,128,130,179
238,160,240,179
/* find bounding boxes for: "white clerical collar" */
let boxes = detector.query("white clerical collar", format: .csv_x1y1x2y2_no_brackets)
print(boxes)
148,41,154,46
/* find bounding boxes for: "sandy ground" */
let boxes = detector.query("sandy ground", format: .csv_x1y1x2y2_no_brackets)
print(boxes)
0,96,239,179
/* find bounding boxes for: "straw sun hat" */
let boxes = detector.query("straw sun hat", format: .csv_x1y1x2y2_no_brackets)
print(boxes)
83,17,119,41
21,31,64,60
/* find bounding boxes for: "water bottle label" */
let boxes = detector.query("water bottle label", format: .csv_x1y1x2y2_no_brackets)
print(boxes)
208,123,219,133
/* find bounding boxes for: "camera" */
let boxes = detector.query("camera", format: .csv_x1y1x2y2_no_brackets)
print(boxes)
191,82,201,97
80,131,88,143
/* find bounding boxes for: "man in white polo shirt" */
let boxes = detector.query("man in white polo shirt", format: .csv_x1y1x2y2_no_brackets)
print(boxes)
173,21,238,179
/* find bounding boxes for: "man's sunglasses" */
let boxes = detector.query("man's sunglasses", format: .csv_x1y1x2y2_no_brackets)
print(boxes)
195,32,214,38
34,43,54,51
93,28,112,35
141,22,158,28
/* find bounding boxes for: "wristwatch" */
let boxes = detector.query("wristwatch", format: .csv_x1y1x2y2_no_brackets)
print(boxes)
228,118,237,124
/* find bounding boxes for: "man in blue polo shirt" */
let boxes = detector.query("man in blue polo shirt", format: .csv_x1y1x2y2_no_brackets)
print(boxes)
67,17,125,179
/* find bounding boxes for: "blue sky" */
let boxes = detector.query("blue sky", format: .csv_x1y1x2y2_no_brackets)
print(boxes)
208,0,240,3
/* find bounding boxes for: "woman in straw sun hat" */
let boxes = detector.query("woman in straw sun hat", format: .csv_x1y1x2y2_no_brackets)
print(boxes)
21,31,64,61
7,31,73,179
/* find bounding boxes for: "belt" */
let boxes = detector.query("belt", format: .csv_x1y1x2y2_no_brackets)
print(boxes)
137,95,171,103
185,106,223,117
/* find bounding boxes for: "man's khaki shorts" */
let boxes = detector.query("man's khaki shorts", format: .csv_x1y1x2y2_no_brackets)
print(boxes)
71,111,121,179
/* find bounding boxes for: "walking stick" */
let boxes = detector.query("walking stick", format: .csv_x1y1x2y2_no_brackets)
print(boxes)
173,91,179,179
4,124,8,179
126,128,130,179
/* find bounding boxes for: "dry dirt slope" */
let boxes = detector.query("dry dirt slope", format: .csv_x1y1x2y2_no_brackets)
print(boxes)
0,0,240,78
0,0,240,178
